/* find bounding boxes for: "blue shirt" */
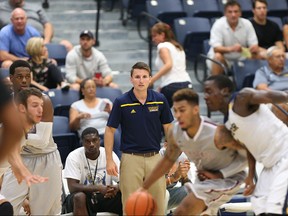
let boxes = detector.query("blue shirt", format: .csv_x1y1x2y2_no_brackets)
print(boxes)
107,88,173,153
0,24,40,57
253,66,288,91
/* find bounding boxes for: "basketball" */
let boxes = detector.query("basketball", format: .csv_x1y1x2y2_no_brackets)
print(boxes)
125,191,157,216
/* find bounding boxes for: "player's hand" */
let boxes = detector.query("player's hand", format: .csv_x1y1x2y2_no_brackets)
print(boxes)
197,170,223,181
11,166,48,187
104,185,118,198
243,176,255,196
106,159,118,177
22,198,31,216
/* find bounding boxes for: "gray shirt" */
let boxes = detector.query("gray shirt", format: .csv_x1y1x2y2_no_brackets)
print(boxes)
253,66,288,91
65,45,112,83
0,1,49,35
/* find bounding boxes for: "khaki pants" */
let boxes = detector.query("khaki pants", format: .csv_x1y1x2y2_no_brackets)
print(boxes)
119,153,166,215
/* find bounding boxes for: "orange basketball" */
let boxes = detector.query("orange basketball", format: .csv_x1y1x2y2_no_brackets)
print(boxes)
125,191,157,216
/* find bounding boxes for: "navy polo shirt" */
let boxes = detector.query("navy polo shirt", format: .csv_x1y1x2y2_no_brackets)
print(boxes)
107,88,173,153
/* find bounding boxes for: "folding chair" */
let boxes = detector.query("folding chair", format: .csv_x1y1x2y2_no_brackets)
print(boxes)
266,0,288,18
44,89,80,117
232,59,267,91
96,87,123,103
53,116,80,167
182,0,222,19
146,0,187,28
46,43,68,66
173,17,211,61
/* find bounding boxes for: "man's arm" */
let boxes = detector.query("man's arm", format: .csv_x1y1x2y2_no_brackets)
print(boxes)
0,101,23,161
43,22,54,44
67,178,107,195
104,126,117,176
142,127,181,190
234,88,288,115
65,52,80,84
0,50,21,62
8,145,48,186
243,150,256,196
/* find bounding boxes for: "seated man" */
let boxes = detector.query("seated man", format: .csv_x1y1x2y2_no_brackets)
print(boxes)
65,30,118,90
160,143,193,210
253,46,288,91
250,0,284,58
63,127,122,215
0,8,40,68
207,0,259,75
0,0,73,51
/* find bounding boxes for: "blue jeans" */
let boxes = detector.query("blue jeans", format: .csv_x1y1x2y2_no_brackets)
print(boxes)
167,185,188,210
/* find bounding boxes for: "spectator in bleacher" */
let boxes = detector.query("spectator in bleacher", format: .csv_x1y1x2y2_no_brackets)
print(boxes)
69,78,112,140
0,8,40,69
253,46,288,91
159,142,192,210
0,0,73,51
250,0,284,59
65,30,118,91
63,127,122,215
207,0,259,75
26,37,70,91
150,22,192,107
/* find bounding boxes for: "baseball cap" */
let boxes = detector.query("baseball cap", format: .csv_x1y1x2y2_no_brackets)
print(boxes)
80,30,94,39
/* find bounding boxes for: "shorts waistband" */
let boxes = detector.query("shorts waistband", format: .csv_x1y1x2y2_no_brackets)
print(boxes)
123,151,159,157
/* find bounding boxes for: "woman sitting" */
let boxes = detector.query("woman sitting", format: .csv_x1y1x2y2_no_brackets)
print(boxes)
26,37,70,91
69,78,112,140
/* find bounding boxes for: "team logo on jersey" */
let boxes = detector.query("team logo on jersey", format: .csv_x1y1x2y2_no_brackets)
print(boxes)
131,109,136,114
230,123,239,136
148,106,158,112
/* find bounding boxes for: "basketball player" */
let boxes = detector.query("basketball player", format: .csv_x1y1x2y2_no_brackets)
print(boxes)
1,60,62,215
141,88,247,215
0,87,48,215
204,75,288,215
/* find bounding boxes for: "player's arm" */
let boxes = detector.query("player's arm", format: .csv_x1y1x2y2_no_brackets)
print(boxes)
104,126,118,176
142,127,181,190
243,150,256,196
67,178,107,195
8,145,48,186
235,88,288,109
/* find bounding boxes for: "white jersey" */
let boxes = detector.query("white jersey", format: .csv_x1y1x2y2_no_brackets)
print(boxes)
173,116,247,178
225,104,288,168
21,122,57,155
64,147,120,185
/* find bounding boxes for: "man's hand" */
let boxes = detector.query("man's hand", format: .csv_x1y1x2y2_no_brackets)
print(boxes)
104,185,119,198
11,166,48,187
197,170,223,181
243,176,255,196
106,159,118,177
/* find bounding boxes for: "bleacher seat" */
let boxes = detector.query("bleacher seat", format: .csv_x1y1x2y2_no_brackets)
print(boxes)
182,0,222,19
146,0,187,28
120,0,146,26
266,0,288,18
96,87,123,103
53,116,80,167
232,59,267,91
173,17,211,61
0,68,9,79
46,43,68,66
44,89,80,117
217,0,253,18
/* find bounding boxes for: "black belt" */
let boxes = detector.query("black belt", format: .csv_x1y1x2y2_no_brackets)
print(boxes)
123,151,159,157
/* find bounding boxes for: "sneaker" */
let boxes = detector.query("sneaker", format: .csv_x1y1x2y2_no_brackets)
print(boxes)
61,82,70,91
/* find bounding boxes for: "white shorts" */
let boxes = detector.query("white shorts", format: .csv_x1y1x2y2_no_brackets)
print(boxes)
251,155,288,215
1,150,63,215
185,171,246,215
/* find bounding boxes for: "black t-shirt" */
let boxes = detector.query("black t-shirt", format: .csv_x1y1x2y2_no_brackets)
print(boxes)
250,19,283,49
0,80,12,109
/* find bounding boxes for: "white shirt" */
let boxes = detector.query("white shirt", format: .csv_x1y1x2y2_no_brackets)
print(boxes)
64,147,120,185
208,16,258,61
155,42,191,88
